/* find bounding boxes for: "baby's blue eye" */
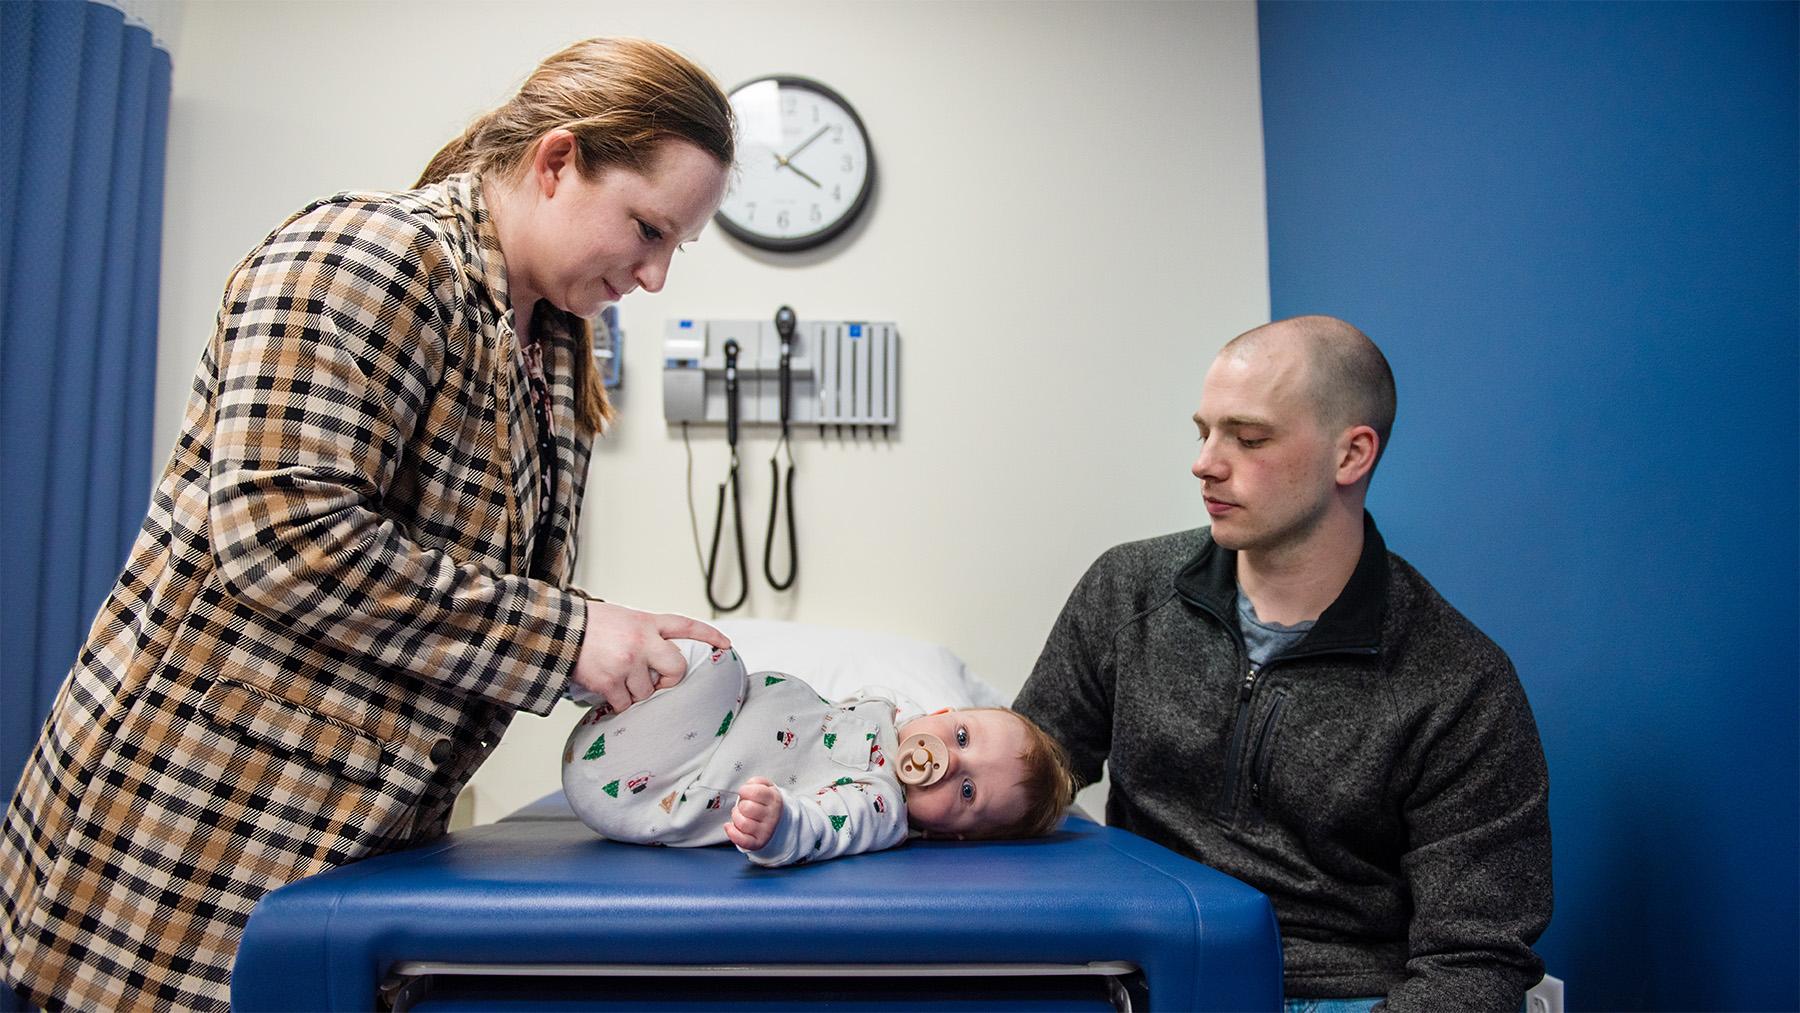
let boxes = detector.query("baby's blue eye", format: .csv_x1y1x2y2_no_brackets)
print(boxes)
956,727,968,747
960,778,974,801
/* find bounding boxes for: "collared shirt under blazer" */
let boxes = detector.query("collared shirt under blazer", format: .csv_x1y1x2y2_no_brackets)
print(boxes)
1,174,593,1012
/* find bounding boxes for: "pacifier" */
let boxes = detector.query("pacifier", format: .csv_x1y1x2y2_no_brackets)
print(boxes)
897,732,949,787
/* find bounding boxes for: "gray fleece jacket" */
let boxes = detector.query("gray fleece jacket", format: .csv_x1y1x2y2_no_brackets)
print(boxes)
1014,514,1551,1011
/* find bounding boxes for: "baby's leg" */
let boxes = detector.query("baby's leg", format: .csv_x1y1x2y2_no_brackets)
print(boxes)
562,642,748,845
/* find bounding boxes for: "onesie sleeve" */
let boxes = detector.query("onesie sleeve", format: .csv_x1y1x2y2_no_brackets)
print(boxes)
740,780,908,867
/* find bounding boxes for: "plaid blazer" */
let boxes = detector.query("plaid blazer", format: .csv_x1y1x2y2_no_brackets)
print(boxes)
1,175,593,1011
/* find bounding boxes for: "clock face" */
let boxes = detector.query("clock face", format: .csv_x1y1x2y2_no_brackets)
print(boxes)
716,76,874,252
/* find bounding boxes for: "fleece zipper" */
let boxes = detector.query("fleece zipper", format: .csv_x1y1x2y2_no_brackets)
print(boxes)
1216,663,1259,820
1188,592,1379,822
1224,644,1378,820
1249,688,1288,807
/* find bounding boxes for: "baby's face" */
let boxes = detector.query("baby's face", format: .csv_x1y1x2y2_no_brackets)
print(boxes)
896,709,1032,838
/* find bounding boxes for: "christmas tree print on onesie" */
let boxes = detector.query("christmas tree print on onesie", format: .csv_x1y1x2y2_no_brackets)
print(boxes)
829,815,849,832
716,710,734,736
582,734,606,760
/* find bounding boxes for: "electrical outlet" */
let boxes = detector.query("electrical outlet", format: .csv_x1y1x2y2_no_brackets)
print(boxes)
1526,973,1564,1013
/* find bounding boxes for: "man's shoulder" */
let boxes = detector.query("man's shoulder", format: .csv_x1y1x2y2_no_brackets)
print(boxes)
1382,551,1516,683
1089,526,1211,579
1053,527,1213,627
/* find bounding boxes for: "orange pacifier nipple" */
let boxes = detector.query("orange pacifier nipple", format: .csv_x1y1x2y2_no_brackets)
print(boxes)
897,732,949,787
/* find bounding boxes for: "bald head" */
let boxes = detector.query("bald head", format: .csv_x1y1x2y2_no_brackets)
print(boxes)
1221,315,1396,468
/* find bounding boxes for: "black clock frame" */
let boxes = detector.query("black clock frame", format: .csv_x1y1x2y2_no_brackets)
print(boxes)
715,74,877,253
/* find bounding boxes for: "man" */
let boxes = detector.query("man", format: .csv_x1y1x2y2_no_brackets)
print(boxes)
1014,316,1551,1012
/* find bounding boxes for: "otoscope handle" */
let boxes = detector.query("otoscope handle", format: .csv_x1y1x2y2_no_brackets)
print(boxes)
774,306,795,432
723,338,740,447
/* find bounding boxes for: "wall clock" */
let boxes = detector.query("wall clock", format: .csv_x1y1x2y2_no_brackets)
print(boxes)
715,75,875,252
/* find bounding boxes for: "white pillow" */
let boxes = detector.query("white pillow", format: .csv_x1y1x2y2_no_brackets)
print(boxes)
709,619,1009,712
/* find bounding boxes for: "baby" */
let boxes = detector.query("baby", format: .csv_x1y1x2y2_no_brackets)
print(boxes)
561,641,1073,866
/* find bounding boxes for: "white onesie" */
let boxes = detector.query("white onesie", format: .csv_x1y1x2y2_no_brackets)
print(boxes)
561,641,911,866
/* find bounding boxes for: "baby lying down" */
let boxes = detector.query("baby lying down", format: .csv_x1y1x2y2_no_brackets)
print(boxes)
561,641,1073,867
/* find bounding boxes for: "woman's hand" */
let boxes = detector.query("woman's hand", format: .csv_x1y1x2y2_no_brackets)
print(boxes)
725,777,783,852
571,601,729,715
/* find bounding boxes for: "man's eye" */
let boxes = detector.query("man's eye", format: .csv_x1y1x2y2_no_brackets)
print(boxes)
960,778,974,801
955,727,968,747
638,220,662,242
1239,437,1268,448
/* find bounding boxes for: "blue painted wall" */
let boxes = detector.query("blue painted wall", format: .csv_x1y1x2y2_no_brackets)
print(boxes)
1257,3,1798,1009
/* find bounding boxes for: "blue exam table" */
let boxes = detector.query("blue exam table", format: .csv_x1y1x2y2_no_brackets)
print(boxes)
231,793,1281,1011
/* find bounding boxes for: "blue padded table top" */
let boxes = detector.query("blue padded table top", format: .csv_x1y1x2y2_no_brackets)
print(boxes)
232,793,1280,1011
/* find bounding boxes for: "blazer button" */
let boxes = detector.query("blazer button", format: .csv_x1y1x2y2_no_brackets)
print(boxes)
429,739,455,765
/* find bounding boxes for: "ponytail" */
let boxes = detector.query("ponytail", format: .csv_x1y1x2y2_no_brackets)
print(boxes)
415,111,494,188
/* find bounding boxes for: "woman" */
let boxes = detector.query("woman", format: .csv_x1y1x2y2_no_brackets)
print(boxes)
1,38,734,1012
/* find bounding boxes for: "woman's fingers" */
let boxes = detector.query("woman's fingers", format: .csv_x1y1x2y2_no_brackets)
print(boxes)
623,664,657,704
572,601,730,714
597,678,633,716
655,612,730,650
646,637,690,690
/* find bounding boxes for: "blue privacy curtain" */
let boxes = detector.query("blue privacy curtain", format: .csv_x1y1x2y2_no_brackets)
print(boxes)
0,1,172,815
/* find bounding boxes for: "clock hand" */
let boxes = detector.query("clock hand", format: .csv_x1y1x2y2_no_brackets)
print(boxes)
782,125,831,162
769,148,823,189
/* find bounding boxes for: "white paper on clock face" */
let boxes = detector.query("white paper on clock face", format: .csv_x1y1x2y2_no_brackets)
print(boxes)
721,82,870,241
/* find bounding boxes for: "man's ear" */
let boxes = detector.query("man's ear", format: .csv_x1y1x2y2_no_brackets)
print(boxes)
531,128,579,198
1335,425,1379,487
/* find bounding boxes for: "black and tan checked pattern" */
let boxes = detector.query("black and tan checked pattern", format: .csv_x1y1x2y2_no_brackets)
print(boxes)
1,175,593,1011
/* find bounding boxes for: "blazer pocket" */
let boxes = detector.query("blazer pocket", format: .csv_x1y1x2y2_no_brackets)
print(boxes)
202,679,384,784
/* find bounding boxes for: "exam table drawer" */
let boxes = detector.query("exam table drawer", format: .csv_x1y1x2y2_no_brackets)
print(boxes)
395,971,1129,1011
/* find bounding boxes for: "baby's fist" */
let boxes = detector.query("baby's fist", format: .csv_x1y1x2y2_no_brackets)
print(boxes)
725,777,783,852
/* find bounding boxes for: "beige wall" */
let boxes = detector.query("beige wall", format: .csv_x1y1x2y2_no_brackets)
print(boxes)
158,0,1269,824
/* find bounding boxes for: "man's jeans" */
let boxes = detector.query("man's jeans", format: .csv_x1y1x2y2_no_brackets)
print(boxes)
1283,999,1380,1013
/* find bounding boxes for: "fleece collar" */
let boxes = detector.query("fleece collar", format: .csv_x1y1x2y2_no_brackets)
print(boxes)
1173,511,1389,657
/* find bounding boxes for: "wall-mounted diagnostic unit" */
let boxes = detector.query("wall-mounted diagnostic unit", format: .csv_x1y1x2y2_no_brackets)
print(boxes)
666,310,900,615
663,317,899,433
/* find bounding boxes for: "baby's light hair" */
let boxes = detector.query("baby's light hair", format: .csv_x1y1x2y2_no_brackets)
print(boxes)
959,708,1075,840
